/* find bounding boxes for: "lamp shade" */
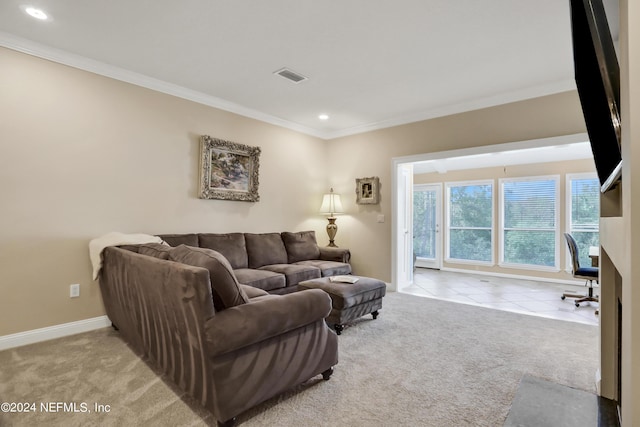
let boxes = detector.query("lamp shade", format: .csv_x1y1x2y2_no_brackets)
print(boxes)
319,188,344,216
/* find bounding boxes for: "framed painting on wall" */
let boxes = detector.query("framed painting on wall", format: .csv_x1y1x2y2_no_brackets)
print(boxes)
199,135,261,202
356,176,380,204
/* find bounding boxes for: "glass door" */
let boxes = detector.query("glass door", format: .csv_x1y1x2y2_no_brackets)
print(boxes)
413,184,442,269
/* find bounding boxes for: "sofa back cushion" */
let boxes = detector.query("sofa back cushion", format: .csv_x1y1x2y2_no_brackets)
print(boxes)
245,233,288,268
169,245,249,311
138,243,172,260
157,233,199,247
281,231,321,263
198,233,248,269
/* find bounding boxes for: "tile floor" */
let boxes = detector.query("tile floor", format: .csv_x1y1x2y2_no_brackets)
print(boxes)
402,268,599,325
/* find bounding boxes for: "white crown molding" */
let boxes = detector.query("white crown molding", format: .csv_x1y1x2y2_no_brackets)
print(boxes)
0,31,576,141
0,32,326,139
0,316,111,351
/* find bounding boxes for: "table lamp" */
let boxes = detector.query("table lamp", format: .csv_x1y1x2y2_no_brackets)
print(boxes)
319,188,344,247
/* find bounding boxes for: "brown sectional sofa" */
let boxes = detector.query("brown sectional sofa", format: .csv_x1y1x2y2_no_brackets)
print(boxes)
157,231,352,294
99,240,339,426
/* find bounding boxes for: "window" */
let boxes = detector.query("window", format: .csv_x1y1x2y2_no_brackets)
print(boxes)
445,181,493,264
500,176,559,270
567,174,600,268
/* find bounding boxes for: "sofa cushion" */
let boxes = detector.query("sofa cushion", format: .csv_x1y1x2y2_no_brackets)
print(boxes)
245,233,288,268
294,260,352,277
198,233,248,269
234,268,286,292
158,233,199,247
259,264,321,287
281,231,321,263
239,284,269,299
138,243,172,260
169,245,249,311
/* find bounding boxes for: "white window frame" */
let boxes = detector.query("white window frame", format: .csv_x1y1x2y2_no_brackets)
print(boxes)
444,179,495,266
499,175,560,272
565,172,599,271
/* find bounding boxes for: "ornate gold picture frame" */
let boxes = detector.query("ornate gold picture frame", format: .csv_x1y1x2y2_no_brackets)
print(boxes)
199,135,260,202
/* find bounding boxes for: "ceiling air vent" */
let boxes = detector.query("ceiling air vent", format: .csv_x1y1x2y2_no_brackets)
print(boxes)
274,67,308,84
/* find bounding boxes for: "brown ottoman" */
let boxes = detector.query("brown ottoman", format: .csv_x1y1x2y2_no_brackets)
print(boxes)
298,276,386,335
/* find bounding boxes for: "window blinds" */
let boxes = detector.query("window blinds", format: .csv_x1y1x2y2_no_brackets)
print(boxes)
502,179,557,267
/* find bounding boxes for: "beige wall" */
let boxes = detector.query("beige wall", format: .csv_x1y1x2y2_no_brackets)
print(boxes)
413,159,597,281
0,46,590,338
326,92,588,282
0,47,329,336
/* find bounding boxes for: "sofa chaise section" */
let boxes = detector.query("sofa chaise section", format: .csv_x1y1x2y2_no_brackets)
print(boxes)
99,246,338,426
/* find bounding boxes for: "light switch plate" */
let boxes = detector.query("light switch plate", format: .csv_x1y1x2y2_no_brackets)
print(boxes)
70,284,80,298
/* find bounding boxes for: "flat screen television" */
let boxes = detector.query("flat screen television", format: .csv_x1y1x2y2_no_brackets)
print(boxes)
570,0,622,192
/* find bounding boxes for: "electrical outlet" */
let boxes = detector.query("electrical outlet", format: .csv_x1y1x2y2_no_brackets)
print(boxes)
70,284,80,298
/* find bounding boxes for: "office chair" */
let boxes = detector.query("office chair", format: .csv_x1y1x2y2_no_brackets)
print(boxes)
561,233,599,312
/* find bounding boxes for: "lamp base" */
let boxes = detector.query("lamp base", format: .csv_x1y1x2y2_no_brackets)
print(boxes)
326,217,338,247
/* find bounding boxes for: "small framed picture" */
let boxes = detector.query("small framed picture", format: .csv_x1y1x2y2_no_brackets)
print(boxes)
356,176,380,204
199,135,261,202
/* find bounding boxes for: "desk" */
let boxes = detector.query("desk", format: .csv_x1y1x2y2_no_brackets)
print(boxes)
589,246,599,267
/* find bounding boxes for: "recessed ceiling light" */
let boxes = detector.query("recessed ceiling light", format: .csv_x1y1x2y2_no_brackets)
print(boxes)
318,114,330,120
23,6,48,20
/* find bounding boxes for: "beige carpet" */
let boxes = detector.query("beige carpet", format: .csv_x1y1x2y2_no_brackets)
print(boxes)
0,292,598,427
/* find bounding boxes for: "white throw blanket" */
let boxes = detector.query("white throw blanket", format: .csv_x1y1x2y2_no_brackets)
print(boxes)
89,232,163,280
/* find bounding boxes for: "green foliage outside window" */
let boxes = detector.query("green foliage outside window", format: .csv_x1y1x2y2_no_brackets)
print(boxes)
448,184,492,262
413,190,436,259
504,230,556,266
570,178,600,267
502,179,556,267
450,229,492,261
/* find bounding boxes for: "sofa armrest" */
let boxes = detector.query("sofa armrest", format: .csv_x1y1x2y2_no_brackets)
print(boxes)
319,246,351,263
205,288,332,357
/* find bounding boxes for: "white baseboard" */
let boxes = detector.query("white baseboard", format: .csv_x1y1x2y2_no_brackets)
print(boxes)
437,266,590,287
0,316,111,351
